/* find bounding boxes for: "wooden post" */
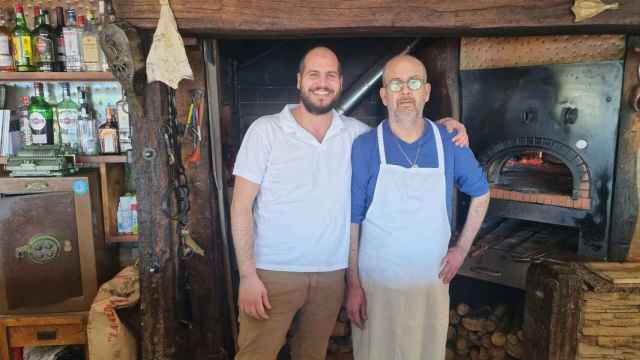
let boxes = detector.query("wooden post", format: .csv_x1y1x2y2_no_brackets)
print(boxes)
133,82,183,359
614,36,640,261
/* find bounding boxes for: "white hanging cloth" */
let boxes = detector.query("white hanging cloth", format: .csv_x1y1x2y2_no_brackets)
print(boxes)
146,0,193,89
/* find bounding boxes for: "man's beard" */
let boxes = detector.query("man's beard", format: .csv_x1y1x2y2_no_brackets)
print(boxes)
391,99,424,127
300,88,340,115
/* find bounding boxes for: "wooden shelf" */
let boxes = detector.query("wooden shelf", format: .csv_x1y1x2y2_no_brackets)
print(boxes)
0,71,115,82
76,155,127,164
108,234,138,243
0,155,127,165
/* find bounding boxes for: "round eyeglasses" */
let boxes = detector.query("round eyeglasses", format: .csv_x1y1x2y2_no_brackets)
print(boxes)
385,78,426,92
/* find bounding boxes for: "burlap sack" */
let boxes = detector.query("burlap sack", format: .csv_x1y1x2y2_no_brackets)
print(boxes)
87,265,139,360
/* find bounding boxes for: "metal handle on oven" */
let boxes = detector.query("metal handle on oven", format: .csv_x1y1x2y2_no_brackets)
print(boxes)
469,266,502,277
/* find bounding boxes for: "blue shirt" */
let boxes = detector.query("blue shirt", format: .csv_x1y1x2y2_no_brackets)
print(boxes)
351,119,489,225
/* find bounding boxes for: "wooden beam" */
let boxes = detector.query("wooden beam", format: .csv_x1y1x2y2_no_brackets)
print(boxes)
614,37,640,262
134,82,182,358
460,35,626,70
113,0,640,35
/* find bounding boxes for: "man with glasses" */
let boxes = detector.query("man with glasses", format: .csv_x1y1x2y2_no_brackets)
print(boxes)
347,55,490,360
231,47,468,360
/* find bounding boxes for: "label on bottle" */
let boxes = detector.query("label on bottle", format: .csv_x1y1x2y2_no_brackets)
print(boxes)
0,36,12,67
102,134,115,153
58,109,78,146
57,36,65,60
81,36,100,70
29,112,46,131
35,36,54,62
63,29,81,71
19,110,31,145
30,112,48,144
12,36,31,65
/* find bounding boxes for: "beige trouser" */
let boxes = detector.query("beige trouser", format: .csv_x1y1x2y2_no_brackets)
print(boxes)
235,269,345,360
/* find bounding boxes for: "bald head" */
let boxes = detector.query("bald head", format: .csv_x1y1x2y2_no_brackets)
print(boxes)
299,47,342,75
382,55,427,84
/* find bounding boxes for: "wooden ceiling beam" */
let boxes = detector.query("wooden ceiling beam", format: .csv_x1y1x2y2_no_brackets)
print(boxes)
113,0,640,36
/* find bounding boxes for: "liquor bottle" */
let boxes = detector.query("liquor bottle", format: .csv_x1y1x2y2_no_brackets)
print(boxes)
80,13,101,71
77,86,97,154
32,9,55,72
28,82,54,145
97,0,110,71
12,3,33,72
63,9,82,72
116,89,132,152
0,10,14,71
53,7,65,71
57,82,79,148
98,105,119,154
31,5,40,31
18,96,30,145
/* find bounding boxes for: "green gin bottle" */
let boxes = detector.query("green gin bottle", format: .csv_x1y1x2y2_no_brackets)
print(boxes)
28,82,54,145
57,82,79,148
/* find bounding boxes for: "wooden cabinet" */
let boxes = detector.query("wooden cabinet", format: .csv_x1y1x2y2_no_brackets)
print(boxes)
0,172,116,315
0,313,87,360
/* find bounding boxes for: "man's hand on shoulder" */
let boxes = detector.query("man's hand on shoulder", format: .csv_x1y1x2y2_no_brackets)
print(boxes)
436,117,469,148
439,245,469,284
238,272,272,320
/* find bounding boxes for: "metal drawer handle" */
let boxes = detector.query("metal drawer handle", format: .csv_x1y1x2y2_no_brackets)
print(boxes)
469,266,502,277
25,181,49,191
36,329,57,340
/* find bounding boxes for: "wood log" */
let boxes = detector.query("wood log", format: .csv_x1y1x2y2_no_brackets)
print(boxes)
450,309,462,325
446,348,456,360
458,326,469,339
481,334,493,349
489,347,507,360
491,332,507,347
462,318,485,332
505,338,524,359
448,325,457,341
470,348,480,360
468,331,483,346
112,0,640,35
456,337,470,355
483,319,497,333
457,303,471,317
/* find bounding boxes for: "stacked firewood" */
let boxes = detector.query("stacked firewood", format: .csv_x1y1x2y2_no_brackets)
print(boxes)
446,303,524,360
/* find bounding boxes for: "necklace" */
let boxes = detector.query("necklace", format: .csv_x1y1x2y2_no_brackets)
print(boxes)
394,136,423,168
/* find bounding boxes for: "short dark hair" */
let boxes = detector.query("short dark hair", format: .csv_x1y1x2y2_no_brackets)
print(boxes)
298,46,342,75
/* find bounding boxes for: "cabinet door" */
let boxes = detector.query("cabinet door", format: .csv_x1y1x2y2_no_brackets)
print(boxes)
0,192,82,310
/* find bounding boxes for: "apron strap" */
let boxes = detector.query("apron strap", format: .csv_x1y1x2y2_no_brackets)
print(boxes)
376,123,387,165
429,121,445,171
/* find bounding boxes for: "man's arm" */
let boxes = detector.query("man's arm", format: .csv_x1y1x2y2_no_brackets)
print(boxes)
231,176,271,320
439,192,490,284
346,223,367,328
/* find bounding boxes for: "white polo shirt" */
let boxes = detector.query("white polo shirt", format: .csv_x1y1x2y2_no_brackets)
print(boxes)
233,104,370,272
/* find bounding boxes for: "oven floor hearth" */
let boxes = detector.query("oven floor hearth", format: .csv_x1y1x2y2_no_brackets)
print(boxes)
472,218,579,261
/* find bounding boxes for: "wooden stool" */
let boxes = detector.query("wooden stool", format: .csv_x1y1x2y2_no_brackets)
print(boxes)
0,312,87,360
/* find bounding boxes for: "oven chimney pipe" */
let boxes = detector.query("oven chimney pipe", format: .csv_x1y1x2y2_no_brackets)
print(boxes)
336,38,420,115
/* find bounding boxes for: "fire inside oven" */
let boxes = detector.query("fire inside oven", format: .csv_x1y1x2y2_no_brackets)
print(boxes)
496,150,571,196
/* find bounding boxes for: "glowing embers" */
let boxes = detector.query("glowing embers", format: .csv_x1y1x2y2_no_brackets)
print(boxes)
489,150,590,210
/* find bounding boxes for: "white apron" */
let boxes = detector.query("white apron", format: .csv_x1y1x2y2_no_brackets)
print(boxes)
352,121,451,360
